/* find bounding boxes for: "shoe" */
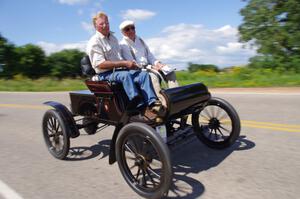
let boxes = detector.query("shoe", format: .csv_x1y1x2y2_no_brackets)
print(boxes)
149,100,166,117
144,107,158,120
129,114,154,125
149,100,162,113
143,107,163,123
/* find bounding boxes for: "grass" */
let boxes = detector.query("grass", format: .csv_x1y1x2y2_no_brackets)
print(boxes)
1,68,300,91
0,75,87,91
176,68,300,87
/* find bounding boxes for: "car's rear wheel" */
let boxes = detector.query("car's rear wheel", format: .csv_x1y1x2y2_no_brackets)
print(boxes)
42,109,70,159
116,123,172,199
192,97,240,149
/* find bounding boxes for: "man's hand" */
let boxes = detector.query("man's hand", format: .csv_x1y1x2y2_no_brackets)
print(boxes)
124,60,138,69
153,62,165,71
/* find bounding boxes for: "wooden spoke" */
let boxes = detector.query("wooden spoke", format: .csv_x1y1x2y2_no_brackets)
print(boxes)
203,108,213,119
134,167,141,181
145,168,158,186
219,125,230,133
214,129,218,140
148,165,161,178
125,143,138,157
217,127,225,137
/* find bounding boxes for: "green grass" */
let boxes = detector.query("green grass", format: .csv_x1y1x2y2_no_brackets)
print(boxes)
0,75,87,91
176,68,300,87
1,68,300,91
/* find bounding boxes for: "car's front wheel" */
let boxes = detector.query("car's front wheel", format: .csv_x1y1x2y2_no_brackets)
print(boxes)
116,123,172,199
192,97,241,149
42,109,70,159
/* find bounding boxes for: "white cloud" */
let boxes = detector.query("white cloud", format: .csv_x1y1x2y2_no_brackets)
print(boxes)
58,0,89,5
145,24,256,69
214,25,238,37
216,42,243,54
121,9,156,21
37,41,87,55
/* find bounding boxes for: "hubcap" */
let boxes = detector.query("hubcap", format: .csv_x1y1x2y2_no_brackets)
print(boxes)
135,155,145,167
209,118,220,130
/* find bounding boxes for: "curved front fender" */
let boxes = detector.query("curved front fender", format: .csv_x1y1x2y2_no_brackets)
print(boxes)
44,101,80,138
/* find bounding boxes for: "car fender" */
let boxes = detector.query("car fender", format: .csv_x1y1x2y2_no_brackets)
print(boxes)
44,101,80,138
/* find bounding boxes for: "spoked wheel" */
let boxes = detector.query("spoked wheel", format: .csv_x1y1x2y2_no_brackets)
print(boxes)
42,109,70,159
116,123,172,199
192,97,241,149
82,106,98,135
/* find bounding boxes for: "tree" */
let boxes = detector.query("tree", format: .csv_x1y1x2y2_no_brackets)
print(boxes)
46,49,85,78
188,62,219,72
239,0,300,72
0,34,86,78
0,34,18,78
15,44,48,78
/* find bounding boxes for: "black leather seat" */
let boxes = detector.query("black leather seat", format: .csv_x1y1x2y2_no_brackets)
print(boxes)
81,55,96,77
80,56,130,111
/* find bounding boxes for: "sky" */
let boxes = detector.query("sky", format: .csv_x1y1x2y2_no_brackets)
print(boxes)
0,0,256,69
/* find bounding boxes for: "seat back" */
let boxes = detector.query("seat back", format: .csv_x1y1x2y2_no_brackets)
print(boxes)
81,55,96,77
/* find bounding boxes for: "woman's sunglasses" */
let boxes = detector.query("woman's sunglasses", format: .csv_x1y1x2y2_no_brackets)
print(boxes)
124,26,135,32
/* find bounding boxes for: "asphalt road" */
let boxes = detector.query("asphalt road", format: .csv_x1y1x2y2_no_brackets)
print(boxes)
0,90,299,199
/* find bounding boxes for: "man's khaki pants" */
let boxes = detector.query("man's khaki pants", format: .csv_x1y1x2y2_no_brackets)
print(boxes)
149,71,179,108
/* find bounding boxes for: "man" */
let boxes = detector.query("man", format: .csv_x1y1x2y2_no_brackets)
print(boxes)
119,20,179,107
86,12,162,122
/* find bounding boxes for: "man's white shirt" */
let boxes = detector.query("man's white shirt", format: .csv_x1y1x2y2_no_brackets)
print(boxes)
119,36,160,67
86,31,123,73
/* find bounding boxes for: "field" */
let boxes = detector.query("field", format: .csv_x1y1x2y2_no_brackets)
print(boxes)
1,68,300,91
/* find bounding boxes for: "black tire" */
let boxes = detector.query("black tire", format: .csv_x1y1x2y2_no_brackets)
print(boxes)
42,109,70,159
82,106,98,135
116,123,172,199
83,118,98,135
192,97,241,149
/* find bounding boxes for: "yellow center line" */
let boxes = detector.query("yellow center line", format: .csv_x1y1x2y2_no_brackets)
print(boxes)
241,123,300,133
187,117,300,133
242,120,300,128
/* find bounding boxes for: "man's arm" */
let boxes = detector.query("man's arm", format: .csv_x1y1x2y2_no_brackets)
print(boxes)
98,60,137,70
141,38,164,69
87,40,138,71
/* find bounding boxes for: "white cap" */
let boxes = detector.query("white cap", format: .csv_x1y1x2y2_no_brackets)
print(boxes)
119,20,135,30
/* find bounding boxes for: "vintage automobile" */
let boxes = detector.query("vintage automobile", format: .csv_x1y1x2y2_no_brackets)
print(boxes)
42,56,241,199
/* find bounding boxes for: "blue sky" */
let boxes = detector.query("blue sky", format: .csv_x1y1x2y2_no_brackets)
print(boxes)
0,0,256,69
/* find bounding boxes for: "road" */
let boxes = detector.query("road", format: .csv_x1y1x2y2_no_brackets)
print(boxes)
0,89,299,199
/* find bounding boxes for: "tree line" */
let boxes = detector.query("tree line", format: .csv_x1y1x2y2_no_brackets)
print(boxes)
0,34,85,79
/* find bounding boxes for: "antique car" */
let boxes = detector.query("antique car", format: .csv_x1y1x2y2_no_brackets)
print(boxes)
42,56,241,199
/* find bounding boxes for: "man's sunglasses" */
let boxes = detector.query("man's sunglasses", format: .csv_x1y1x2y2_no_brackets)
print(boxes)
124,26,135,32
